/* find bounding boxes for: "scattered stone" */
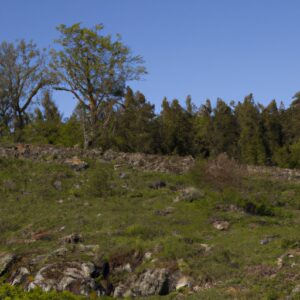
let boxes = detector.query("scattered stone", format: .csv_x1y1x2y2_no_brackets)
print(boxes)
144,252,152,260
0,253,16,276
61,233,83,244
200,243,212,252
57,199,64,204
52,247,68,257
292,284,300,294
176,276,192,290
53,180,62,190
213,220,230,231
260,235,280,245
174,187,204,203
149,181,167,189
76,244,100,254
155,207,175,216
64,156,88,171
119,172,127,179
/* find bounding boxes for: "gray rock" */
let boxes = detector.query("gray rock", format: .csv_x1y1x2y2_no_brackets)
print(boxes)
11,267,30,285
0,253,16,276
174,187,204,202
131,268,169,296
28,262,104,296
213,220,230,231
61,233,83,244
53,180,62,190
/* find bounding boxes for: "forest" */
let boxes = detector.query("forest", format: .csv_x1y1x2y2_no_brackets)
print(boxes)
1,23,300,168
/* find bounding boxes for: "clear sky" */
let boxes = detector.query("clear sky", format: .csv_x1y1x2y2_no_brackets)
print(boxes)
1,0,300,117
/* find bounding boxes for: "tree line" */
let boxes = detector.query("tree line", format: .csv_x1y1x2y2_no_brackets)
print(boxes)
0,23,300,168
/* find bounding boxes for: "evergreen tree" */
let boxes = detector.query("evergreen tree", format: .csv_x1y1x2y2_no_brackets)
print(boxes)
235,94,266,165
160,98,193,155
261,100,282,163
211,98,238,157
113,87,157,153
193,99,213,157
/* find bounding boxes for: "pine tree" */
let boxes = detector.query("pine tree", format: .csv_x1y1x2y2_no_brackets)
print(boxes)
235,94,266,165
261,100,282,163
211,98,238,157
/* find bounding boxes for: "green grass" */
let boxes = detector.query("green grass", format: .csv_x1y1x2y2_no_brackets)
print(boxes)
1,157,300,298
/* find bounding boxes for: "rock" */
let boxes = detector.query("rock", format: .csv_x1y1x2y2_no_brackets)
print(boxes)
119,172,127,179
61,233,83,244
260,235,279,245
28,262,104,296
175,276,192,290
174,187,204,202
131,268,169,296
292,284,300,294
149,181,167,189
115,263,132,273
76,244,100,255
52,247,68,257
213,220,230,231
155,207,175,216
53,180,62,190
11,267,30,285
64,157,88,171
144,252,152,260
0,253,16,276
200,243,212,252
113,284,127,298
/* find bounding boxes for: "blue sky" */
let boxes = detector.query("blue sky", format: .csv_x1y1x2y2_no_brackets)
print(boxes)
1,0,300,117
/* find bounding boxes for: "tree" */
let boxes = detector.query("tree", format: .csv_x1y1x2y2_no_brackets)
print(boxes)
261,100,282,163
193,99,214,157
0,40,54,137
0,79,12,136
235,94,266,165
159,98,193,155
51,23,146,148
23,91,62,144
211,98,238,157
113,87,157,153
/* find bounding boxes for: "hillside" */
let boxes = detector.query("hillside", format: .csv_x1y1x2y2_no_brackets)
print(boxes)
1,146,300,299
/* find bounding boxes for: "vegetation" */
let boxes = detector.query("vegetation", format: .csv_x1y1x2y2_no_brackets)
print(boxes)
0,23,300,168
0,155,300,298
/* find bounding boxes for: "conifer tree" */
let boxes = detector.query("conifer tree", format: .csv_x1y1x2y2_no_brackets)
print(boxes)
235,94,266,164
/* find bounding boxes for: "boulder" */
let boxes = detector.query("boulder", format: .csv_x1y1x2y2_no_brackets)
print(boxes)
131,268,169,296
28,262,104,296
213,220,230,231
11,267,30,285
0,253,16,276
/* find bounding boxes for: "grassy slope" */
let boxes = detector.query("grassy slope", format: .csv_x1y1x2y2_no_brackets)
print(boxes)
1,157,300,299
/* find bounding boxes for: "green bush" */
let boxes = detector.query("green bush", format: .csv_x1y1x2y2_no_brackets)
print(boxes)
85,164,114,197
0,284,85,300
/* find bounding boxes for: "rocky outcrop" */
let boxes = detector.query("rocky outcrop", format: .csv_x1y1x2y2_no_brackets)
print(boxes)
0,144,194,174
0,253,16,276
27,262,106,296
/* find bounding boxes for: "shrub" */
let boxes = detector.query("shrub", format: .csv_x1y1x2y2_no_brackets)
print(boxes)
189,153,247,190
85,164,113,197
